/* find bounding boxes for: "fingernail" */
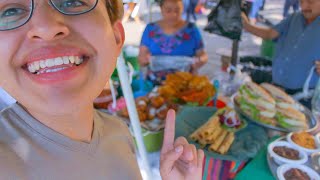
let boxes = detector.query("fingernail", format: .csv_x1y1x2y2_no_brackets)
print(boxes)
175,146,183,153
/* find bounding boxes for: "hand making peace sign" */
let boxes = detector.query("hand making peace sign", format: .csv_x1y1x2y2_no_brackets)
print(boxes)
160,110,205,180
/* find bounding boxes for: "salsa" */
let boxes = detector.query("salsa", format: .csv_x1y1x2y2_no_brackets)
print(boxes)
273,146,300,160
284,168,310,180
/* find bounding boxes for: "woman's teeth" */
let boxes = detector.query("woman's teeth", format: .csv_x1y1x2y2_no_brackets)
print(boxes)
27,56,84,74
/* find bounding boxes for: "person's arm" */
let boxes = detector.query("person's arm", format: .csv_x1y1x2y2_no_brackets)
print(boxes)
192,50,208,71
138,46,151,66
242,13,279,40
138,24,152,66
191,25,208,72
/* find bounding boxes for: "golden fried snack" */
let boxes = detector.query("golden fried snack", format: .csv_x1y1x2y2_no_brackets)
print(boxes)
217,133,235,154
138,110,148,122
136,100,148,112
156,106,169,120
150,96,165,108
209,130,228,152
292,132,316,149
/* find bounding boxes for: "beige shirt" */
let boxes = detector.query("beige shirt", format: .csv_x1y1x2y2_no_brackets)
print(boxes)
0,103,142,180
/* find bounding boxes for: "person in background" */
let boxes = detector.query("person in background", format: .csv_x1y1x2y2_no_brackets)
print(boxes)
186,0,199,22
138,0,208,83
0,0,204,179
242,0,320,107
246,0,264,24
283,0,300,18
122,0,142,23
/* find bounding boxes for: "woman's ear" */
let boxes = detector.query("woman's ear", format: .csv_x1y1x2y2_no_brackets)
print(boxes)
112,20,125,50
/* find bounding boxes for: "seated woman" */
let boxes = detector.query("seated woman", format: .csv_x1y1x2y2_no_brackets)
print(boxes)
138,0,208,84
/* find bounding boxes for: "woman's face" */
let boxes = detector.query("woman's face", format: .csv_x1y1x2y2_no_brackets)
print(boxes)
161,0,184,24
0,0,124,114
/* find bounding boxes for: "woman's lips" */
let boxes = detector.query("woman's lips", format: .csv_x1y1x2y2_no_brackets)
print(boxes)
20,45,92,84
24,56,89,84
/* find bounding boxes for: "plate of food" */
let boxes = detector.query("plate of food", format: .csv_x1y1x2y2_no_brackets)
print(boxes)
158,72,215,106
234,82,318,132
175,106,268,161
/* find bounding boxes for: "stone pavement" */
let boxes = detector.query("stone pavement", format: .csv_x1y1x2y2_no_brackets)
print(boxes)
124,0,289,179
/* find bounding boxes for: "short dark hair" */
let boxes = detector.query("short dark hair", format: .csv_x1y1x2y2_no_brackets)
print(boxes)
159,0,183,7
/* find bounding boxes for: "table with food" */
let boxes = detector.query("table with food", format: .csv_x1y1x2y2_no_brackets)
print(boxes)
94,70,320,180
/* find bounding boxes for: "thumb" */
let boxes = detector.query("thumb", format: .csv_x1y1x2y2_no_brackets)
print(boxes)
160,145,183,176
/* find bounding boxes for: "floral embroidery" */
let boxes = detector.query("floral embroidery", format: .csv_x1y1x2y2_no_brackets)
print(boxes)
149,23,194,54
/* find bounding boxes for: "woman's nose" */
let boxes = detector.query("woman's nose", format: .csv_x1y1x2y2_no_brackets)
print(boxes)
26,3,70,42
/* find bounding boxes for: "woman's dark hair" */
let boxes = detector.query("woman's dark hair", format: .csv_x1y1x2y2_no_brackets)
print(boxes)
159,0,183,7
106,0,124,23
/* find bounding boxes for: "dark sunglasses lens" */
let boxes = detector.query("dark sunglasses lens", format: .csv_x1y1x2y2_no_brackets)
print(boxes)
51,0,98,15
0,0,32,30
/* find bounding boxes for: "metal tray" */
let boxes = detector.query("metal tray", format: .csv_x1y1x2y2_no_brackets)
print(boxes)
233,98,319,133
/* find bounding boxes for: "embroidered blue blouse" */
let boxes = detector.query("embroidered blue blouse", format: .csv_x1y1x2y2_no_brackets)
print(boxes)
140,22,204,57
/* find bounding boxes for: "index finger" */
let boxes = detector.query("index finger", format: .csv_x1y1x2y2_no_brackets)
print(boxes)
161,109,176,153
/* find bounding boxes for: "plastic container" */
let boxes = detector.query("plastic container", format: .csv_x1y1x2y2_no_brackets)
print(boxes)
277,164,320,180
268,141,308,165
260,39,275,59
149,56,193,72
134,128,164,153
287,132,320,155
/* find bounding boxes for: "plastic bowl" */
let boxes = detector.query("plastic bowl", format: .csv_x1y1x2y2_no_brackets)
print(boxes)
287,132,320,155
277,164,320,180
133,128,164,153
268,141,308,165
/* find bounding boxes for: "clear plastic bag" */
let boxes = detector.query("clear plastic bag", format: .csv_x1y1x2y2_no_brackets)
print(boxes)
149,56,194,72
212,65,251,97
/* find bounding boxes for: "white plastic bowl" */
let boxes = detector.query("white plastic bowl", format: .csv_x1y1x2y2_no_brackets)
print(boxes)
268,141,308,165
277,164,320,180
287,132,320,155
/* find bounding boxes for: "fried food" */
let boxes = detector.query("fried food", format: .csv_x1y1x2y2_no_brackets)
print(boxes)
189,112,235,155
156,106,169,120
291,132,316,149
150,96,165,108
158,72,215,105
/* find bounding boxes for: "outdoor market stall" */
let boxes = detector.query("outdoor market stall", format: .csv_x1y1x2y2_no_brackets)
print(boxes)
93,0,320,179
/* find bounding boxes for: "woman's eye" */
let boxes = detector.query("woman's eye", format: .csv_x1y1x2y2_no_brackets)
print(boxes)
62,0,85,8
1,8,25,17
